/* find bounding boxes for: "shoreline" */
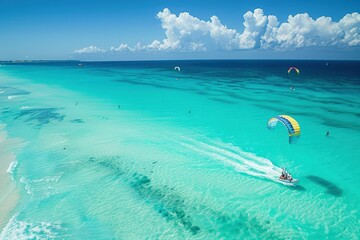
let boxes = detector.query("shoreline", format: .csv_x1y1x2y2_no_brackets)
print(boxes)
0,125,21,230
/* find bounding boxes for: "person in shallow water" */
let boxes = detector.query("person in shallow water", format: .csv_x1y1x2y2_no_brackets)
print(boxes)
326,130,330,136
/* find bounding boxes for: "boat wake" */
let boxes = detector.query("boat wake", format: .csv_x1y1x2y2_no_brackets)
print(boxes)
177,136,286,184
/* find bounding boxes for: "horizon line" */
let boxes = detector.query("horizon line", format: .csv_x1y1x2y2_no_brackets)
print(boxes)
1,58,360,63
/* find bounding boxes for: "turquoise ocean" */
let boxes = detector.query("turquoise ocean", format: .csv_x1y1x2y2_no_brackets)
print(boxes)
0,60,359,239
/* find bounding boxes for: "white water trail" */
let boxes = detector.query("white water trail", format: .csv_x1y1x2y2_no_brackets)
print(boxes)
8,95,21,100
177,136,285,183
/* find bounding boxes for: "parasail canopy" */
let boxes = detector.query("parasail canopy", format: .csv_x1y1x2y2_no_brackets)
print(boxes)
174,66,181,72
288,67,300,75
267,115,301,144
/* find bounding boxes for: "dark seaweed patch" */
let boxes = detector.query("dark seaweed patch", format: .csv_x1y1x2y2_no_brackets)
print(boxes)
208,98,237,104
1,107,10,114
307,175,342,197
2,87,30,96
114,79,194,92
129,172,202,235
87,156,282,238
204,210,279,239
89,157,201,235
196,91,213,96
14,108,65,126
70,119,85,123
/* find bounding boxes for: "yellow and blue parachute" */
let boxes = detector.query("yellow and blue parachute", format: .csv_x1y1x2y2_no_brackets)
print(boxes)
267,115,301,144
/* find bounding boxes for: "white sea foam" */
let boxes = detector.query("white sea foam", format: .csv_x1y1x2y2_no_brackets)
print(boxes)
0,214,64,240
8,95,21,100
20,175,62,197
6,161,18,178
19,106,42,110
19,177,32,195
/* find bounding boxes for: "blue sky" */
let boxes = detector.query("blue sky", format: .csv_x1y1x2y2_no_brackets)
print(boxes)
0,0,359,60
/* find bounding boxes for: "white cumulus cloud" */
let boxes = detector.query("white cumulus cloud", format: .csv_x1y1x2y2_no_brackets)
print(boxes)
338,12,360,46
239,9,269,49
74,45,106,54
110,43,130,52
75,8,360,55
267,13,340,49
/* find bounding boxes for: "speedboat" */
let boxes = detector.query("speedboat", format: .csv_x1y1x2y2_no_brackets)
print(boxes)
278,168,299,185
278,177,299,184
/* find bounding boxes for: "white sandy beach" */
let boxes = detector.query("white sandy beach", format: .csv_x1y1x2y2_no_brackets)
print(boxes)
0,124,22,229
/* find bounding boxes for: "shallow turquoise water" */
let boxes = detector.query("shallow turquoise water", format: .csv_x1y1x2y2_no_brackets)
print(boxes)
0,60,359,239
